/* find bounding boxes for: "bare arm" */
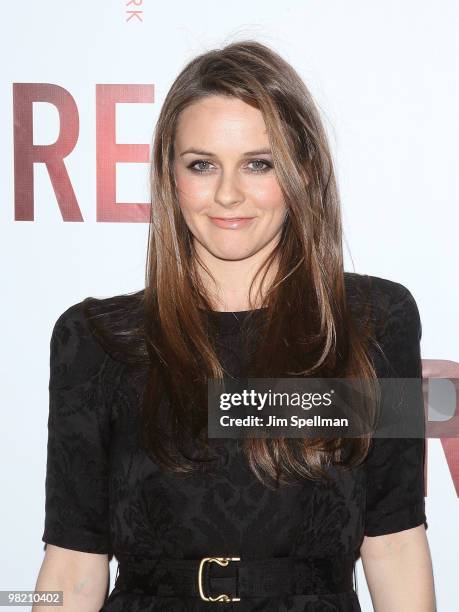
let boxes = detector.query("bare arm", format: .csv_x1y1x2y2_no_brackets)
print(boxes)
360,525,436,611
32,544,109,612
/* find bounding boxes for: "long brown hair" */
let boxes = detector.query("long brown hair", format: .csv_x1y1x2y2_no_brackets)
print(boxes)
86,40,380,489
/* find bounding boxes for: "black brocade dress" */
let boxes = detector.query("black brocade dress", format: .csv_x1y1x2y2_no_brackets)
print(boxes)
41,273,428,611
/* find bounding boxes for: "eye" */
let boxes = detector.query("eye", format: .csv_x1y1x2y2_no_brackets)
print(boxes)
247,159,272,173
187,160,214,174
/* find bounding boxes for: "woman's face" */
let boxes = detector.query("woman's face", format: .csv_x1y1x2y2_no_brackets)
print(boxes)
173,95,287,263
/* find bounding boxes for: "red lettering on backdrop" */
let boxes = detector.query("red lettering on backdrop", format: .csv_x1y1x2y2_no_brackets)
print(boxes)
441,439,459,496
126,11,143,22
423,359,459,496
13,83,80,221
126,0,143,20
96,84,154,222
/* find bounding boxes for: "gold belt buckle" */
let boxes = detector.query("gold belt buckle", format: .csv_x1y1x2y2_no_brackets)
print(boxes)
198,556,241,602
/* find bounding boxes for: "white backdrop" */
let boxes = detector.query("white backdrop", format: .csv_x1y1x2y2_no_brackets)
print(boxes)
1,1,458,610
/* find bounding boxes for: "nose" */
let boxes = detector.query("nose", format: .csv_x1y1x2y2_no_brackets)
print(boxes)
214,169,245,209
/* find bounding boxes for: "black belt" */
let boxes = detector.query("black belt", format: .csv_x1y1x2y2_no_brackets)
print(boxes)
114,553,356,602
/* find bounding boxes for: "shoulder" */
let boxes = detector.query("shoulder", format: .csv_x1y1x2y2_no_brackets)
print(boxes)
50,289,146,383
344,272,421,339
344,271,416,306
345,273,423,379
49,300,108,390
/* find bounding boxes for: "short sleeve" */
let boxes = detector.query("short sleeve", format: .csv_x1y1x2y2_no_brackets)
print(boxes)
41,302,112,554
364,282,428,537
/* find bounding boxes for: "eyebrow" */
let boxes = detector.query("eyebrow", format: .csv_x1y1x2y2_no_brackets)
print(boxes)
179,147,272,157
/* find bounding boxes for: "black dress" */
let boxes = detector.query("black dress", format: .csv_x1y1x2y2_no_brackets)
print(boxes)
41,273,427,611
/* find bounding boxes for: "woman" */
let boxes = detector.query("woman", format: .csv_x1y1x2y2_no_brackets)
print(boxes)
34,40,436,611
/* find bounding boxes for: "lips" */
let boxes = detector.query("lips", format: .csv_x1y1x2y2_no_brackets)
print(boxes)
209,216,255,229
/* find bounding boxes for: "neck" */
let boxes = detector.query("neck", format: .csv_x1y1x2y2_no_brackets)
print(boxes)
192,243,279,312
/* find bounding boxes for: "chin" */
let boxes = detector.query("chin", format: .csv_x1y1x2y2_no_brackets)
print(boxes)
210,247,255,262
